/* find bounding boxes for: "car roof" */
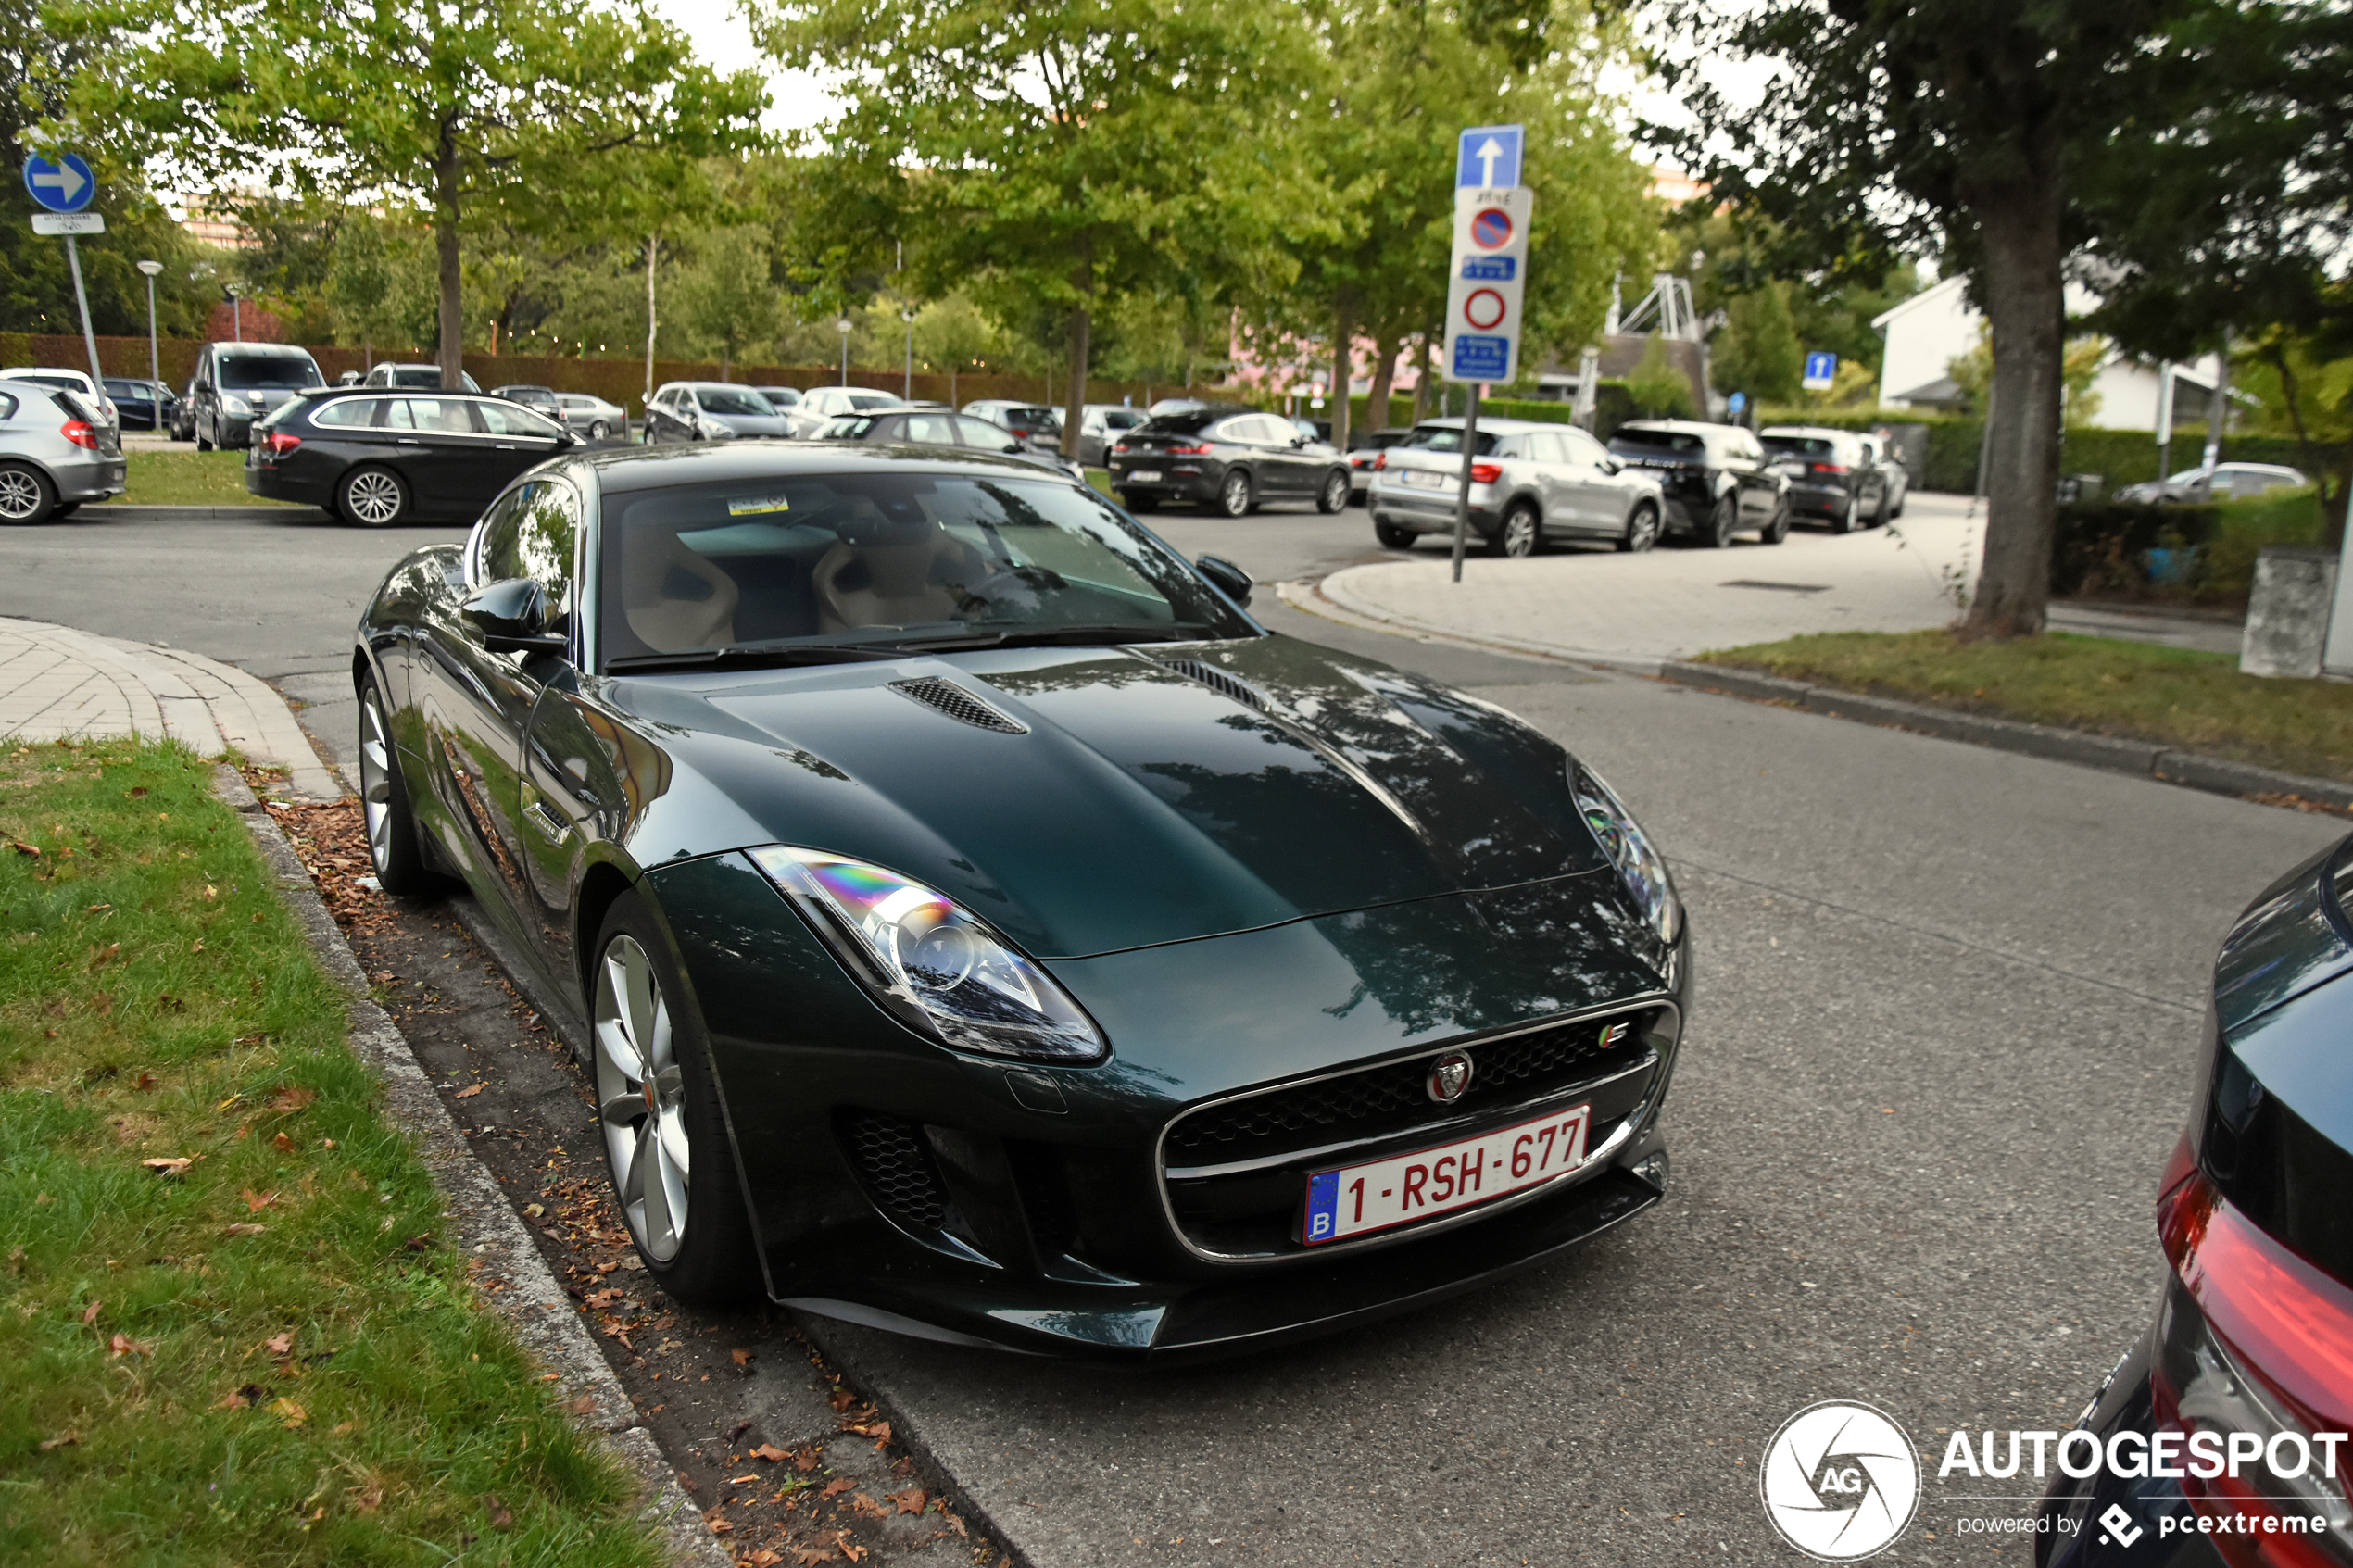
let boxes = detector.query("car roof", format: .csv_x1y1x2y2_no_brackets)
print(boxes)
1407,416,1563,434
583,438,1085,495
216,344,313,356
1757,425,1856,439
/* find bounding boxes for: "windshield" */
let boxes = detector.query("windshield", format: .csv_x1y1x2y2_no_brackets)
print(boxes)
6,372,79,391
598,471,1252,666
697,387,777,417
842,391,899,411
997,406,1060,429
1761,434,1837,458
1397,425,1498,457
1611,427,1707,456
219,356,321,391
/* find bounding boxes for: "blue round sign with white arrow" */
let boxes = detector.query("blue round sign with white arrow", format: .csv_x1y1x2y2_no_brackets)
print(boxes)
23,153,95,215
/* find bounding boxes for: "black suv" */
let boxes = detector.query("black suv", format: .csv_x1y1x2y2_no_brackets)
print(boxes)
1604,420,1789,546
1107,407,1352,516
814,403,1082,479
1758,426,1893,532
245,386,574,526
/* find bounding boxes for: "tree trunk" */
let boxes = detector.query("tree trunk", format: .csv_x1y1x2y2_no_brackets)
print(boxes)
1330,295,1356,455
434,134,465,393
1962,168,2067,639
1063,252,1093,459
1364,331,1399,435
644,235,659,405
1411,332,1434,422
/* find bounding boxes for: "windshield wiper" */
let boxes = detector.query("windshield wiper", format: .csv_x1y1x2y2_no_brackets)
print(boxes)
895,622,1213,652
604,643,907,673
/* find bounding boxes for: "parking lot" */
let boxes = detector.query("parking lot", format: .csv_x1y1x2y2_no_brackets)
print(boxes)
2,494,2340,1563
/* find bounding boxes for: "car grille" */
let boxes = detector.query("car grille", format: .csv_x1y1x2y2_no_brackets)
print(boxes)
887,676,1028,734
840,1111,950,1231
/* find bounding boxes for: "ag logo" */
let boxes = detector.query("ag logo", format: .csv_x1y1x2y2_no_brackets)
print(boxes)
1760,1400,1921,1561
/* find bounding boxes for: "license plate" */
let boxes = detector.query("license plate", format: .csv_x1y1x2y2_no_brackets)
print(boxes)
1402,469,1451,489
1302,1102,1592,1246
1127,470,1163,483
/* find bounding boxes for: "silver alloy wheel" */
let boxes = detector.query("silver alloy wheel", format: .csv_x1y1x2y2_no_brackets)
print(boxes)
589,420,610,440
1502,504,1540,558
344,469,403,526
0,467,44,521
1320,470,1349,512
595,935,690,1262
1625,505,1658,552
1220,470,1252,517
359,691,395,874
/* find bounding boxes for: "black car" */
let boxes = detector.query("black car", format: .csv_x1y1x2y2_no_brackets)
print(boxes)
350,440,1689,1361
103,377,175,433
493,383,566,420
959,400,1065,455
244,386,574,526
815,403,1083,479
1604,420,1789,546
169,379,197,442
2038,833,2353,1566
1108,407,1353,517
1758,426,1893,532
643,383,795,445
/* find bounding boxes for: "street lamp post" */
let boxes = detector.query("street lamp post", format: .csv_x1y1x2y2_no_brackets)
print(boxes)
224,283,242,343
136,260,163,429
837,318,852,386
901,308,915,400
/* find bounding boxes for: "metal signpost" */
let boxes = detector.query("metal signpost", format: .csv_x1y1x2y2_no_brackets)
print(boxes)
1444,123,1531,583
1802,351,1837,392
23,153,107,390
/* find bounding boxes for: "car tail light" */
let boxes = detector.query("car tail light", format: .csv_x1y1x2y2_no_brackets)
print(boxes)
1374,452,1388,471
262,433,302,456
1809,461,1849,476
2149,1171,2353,1562
1164,443,1210,456
1470,462,1503,485
61,420,98,450
1112,443,1131,456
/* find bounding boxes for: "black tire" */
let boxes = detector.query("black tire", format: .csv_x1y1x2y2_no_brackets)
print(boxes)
1375,520,1417,549
339,465,410,527
1117,491,1159,514
589,891,760,1306
1315,468,1351,514
1500,500,1543,558
589,420,610,441
0,462,56,525
1616,503,1659,554
1831,492,1856,534
195,416,214,453
50,502,78,520
1761,500,1791,546
356,676,444,897
1216,469,1254,518
1702,493,1737,548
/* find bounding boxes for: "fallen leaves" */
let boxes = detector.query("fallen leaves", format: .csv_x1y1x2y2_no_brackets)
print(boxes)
749,1442,790,1463
826,1387,856,1413
132,1071,156,1091
108,1332,153,1358
267,1085,317,1111
818,1478,854,1501
522,1202,545,1219
271,1132,298,1153
844,1421,892,1449
36,1432,76,1451
403,1234,432,1251
222,1223,267,1238
265,1332,294,1356
8,839,38,857
270,1397,308,1427
140,1157,193,1177
81,1298,101,1325
240,1188,278,1212
731,1347,756,1369
583,1288,623,1310
789,1547,835,1567
484,1493,512,1529
86,941,118,970
216,1384,268,1410
887,1486,926,1515
740,1549,785,1568
707,1517,735,1537
453,1083,484,1100
848,1491,887,1520
346,1480,384,1514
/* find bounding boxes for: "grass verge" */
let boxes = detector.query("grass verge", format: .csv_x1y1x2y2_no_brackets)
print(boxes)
0,739,659,1566
1695,629,2353,784
100,448,298,508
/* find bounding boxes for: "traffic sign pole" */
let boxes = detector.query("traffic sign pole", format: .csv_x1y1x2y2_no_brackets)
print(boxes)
1444,122,1527,583
1450,384,1481,582
24,154,106,390
62,236,104,390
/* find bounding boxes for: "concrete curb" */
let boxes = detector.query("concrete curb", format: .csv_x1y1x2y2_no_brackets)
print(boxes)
1657,661,2353,810
1276,576,1667,673
214,765,730,1568
89,504,326,522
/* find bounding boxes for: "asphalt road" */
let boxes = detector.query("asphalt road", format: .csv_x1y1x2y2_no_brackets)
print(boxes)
4,495,2343,1564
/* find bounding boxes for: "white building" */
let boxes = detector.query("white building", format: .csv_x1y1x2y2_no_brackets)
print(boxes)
1870,274,2219,433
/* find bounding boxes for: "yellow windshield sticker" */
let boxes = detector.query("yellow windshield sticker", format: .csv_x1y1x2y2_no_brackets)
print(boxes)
726,495,792,516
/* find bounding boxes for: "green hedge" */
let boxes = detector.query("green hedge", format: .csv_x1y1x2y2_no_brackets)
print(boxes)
2050,485,2326,605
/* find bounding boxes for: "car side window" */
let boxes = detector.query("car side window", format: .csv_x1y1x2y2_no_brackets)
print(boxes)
471,485,531,588
902,413,956,444
477,480,581,616
394,396,473,433
475,400,560,439
312,398,382,429
0,392,16,421
953,417,1011,449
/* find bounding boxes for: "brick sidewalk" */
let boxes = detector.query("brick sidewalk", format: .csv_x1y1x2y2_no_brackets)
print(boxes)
0,616,345,801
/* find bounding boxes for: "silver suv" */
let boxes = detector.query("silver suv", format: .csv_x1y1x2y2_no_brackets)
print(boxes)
1368,417,1667,557
0,383,125,524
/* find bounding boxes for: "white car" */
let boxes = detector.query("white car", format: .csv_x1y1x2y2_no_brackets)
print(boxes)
553,392,628,441
786,384,906,439
1,367,119,429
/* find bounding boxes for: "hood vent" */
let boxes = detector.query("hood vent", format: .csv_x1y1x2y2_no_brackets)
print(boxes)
888,676,1028,734
1159,658,1272,714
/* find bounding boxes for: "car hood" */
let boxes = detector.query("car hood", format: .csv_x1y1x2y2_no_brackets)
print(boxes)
705,415,797,438
610,634,1614,960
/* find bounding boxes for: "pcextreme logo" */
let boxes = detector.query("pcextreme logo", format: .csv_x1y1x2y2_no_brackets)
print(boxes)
1759,1401,1923,1562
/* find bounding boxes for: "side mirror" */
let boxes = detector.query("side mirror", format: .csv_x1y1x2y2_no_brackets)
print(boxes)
462,578,568,655
1195,555,1252,607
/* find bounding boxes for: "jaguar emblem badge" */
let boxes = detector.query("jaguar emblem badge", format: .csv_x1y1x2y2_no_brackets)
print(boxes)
1426,1051,1475,1105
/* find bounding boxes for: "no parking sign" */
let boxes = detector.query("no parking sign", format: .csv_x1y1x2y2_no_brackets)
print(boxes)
1444,125,1531,385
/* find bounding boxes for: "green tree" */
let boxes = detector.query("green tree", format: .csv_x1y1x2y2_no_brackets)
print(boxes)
759,0,1322,456
912,294,999,406
1710,282,1801,405
324,215,438,364
1627,333,1696,417
672,225,780,378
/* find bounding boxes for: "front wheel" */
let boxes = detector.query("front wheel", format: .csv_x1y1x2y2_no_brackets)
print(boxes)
195,417,214,453
0,462,56,525
1702,493,1737,548
591,894,759,1304
357,677,443,897
1617,503,1659,554
1216,469,1254,518
1315,468,1351,514
588,420,610,441
1831,492,1856,534
1760,500,1791,546
1500,501,1543,558
1375,519,1417,549
339,465,410,527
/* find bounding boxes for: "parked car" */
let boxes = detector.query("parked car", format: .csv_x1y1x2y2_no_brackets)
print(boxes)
0,383,125,524
553,392,628,442
102,377,175,433
242,386,574,526
349,437,1690,1356
643,383,795,445
2116,461,2310,505
1107,406,1352,517
2035,832,2353,1566
1076,403,1148,467
363,362,484,393
1345,428,1414,504
191,342,326,450
1,368,119,429
1856,431,1909,519
786,385,905,439
752,385,804,412
815,403,1084,479
1366,418,1667,557
1604,420,1789,547
961,399,1064,454
1758,425,1892,533
334,370,365,387
493,383,565,420
169,378,197,442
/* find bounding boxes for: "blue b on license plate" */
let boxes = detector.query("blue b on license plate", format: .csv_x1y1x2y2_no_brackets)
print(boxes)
1302,1102,1591,1246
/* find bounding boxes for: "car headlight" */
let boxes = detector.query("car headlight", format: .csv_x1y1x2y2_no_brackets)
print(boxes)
705,420,737,439
747,845,1106,1064
1568,765,1681,947
222,395,251,415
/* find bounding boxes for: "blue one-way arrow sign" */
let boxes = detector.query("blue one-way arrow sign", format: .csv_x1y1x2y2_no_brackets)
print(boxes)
23,153,94,215
1455,124,1523,190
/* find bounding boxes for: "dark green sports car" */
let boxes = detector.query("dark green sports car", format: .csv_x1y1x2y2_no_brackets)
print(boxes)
352,440,1690,1360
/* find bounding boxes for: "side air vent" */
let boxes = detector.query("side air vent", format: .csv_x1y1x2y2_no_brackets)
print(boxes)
840,1112,951,1230
1160,658,1271,714
887,676,1027,734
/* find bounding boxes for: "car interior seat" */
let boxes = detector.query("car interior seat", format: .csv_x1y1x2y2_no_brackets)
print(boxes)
622,529,741,652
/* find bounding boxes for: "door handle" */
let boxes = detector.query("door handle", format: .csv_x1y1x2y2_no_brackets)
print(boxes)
396,437,421,445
